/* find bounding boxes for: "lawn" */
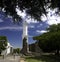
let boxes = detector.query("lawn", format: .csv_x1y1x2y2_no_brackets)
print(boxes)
25,55,60,62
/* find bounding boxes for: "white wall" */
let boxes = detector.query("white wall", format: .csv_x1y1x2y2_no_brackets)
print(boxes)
1,42,13,55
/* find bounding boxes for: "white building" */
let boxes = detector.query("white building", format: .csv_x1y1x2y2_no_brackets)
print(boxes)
1,42,13,55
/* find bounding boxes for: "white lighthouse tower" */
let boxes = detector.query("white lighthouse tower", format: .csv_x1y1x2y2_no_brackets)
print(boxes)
23,21,28,41
22,21,29,53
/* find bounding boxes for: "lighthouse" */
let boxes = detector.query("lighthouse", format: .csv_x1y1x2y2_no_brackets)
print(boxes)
23,21,28,41
22,21,29,53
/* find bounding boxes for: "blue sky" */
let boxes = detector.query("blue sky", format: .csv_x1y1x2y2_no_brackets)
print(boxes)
0,8,60,48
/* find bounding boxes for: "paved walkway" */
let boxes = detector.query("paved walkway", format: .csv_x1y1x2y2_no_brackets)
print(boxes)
20,58,25,62
0,55,20,62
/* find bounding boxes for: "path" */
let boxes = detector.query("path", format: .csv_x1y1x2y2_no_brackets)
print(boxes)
20,58,26,62
0,55,20,62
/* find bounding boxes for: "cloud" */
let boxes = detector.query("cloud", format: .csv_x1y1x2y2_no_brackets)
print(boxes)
25,16,39,23
41,14,47,22
0,19,3,22
37,23,43,28
36,30,47,34
29,25,35,28
16,8,39,23
28,35,33,38
0,26,22,31
16,8,26,19
41,8,60,25
46,15,60,25
16,7,60,25
47,19,58,25
27,19,39,23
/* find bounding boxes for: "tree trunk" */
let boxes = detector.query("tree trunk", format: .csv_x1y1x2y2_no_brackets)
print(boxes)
0,51,1,55
55,49,59,55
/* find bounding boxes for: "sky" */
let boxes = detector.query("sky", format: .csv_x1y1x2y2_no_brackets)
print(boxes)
0,8,60,48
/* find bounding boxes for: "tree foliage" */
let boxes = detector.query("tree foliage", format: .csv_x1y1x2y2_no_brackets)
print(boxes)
0,0,60,21
29,43,35,52
47,24,60,32
33,24,60,55
0,36,7,54
13,48,20,54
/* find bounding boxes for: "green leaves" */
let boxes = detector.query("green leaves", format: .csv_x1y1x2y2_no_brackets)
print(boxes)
47,24,60,32
13,48,20,54
0,36,7,54
33,24,60,54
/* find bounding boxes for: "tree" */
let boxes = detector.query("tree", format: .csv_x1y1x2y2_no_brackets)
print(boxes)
33,24,60,55
47,23,60,55
13,48,20,54
0,0,47,21
0,0,60,22
47,24,60,32
29,43,35,52
0,36,7,55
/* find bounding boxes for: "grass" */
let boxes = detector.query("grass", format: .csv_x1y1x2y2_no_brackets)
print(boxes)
25,55,60,62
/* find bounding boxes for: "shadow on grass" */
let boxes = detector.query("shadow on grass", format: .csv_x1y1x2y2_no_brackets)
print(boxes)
25,55,60,62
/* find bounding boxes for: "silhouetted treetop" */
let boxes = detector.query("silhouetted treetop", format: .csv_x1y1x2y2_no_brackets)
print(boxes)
0,0,60,21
